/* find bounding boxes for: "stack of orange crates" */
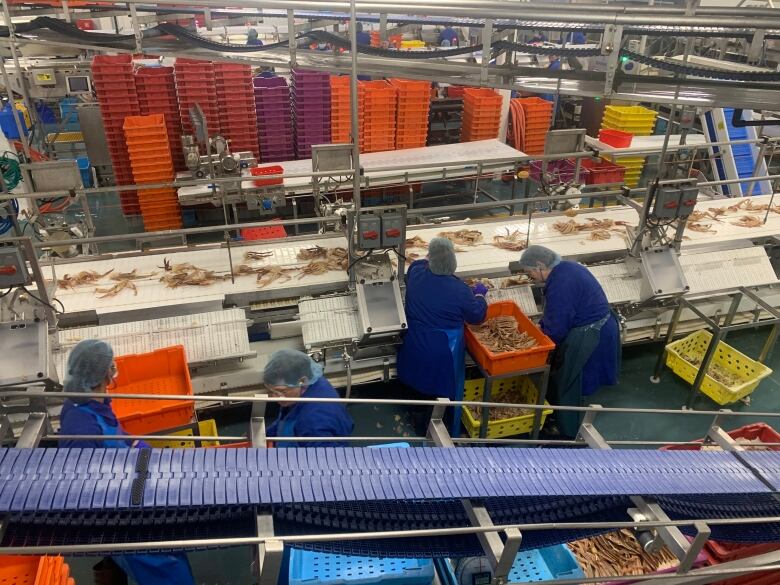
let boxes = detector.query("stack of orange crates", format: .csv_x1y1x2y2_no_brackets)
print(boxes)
174,58,220,140
461,87,503,142
135,65,185,172
389,78,431,149
512,97,553,155
91,54,140,215
359,80,397,153
214,63,260,160
123,114,182,232
370,31,381,47
330,76,351,144
0,556,75,585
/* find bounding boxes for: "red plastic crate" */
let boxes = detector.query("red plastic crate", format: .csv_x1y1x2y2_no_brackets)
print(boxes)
109,346,194,434
465,301,555,375
599,128,633,148
241,224,287,240
250,165,284,186
579,157,626,185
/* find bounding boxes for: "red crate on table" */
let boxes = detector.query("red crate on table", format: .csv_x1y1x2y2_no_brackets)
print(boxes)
465,301,555,375
599,128,633,147
250,165,284,186
108,345,194,435
579,157,626,185
241,224,287,240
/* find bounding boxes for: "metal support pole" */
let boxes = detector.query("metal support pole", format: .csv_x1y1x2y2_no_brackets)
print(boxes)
287,10,297,67
379,13,388,43
758,323,779,364
480,19,493,84
128,4,143,53
652,299,685,382
602,25,623,96
686,329,723,410
349,0,361,212
16,412,48,448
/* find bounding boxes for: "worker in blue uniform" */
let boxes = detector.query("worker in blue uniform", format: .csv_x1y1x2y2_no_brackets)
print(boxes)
58,339,195,585
564,31,587,45
397,237,488,434
264,349,354,447
356,22,371,45
439,25,459,47
517,246,621,437
246,28,264,46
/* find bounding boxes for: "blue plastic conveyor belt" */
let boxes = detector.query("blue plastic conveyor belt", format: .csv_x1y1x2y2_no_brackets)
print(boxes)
0,447,775,512
1,448,780,556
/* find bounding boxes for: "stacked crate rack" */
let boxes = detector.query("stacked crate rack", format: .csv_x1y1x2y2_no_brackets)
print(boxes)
511,97,553,156
215,63,260,160
600,105,658,187
123,114,182,232
0,556,76,585
254,77,294,162
360,80,397,153
91,54,141,215
175,59,220,143
292,69,331,159
390,78,431,150
461,87,503,142
330,76,351,144
134,66,185,172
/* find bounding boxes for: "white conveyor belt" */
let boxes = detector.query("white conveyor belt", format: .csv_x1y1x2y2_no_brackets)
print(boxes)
587,263,643,304
485,281,539,315
299,295,360,349
679,246,778,294
54,308,253,381
585,134,708,156
40,194,780,316
178,140,526,203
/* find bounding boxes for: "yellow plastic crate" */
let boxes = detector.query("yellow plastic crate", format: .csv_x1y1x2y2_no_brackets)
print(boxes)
147,419,220,448
601,120,655,136
604,105,658,121
665,330,773,405
45,131,84,143
462,376,552,438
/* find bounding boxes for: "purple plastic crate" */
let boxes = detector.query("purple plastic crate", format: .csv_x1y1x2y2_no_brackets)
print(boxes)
292,69,329,79
254,88,290,100
259,123,293,134
253,76,287,88
257,113,293,124
529,159,578,185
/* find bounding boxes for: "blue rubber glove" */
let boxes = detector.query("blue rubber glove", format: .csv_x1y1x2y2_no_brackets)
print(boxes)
472,282,489,297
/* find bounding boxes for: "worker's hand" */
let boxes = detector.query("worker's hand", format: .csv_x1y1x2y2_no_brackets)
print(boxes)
472,282,489,297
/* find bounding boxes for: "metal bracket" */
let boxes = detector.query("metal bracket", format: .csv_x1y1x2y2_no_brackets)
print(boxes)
427,398,521,585
602,25,623,97
578,408,696,562
480,20,493,84
16,412,49,448
250,394,282,585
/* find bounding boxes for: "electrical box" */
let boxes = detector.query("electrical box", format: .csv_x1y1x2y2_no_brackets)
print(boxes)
679,184,699,216
357,214,381,249
652,186,682,219
32,68,56,87
381,212,404,248
0,246,28,288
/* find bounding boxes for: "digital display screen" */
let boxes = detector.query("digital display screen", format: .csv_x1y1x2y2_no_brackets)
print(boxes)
66,76,90,93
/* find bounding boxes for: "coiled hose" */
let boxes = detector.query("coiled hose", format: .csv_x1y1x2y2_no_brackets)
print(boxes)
0,153,21,235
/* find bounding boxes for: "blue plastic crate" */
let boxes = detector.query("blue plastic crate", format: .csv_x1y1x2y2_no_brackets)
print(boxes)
289,550,434,585
441,545,584,584
509,545,585,582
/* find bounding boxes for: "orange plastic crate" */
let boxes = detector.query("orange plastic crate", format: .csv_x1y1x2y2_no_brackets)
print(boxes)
109,345,194,434
250,165,284,186
465,301,555,375
463,87,502,107
0,557,42,585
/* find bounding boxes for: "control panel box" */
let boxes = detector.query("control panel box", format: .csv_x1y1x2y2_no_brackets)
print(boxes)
0,246,28,288
380,212,404,248
652,186,682,219
357,215,382,249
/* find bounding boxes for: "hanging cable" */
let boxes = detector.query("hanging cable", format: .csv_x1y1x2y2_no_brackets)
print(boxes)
0,152,21,235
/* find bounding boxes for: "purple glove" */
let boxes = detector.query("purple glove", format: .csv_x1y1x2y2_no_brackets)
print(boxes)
472,282,489,297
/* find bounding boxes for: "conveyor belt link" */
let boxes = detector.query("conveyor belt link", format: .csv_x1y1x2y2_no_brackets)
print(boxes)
0,447,774,512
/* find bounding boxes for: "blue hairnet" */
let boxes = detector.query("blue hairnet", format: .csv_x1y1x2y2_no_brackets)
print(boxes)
264,349,323,387
63,339,114,393
428,236,457,275
518,245,562,270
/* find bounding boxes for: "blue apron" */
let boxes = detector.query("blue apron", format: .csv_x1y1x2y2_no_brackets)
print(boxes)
440,326,466,437
276,407,300,448
550,312,611,438
74,402,131,448
76,405,194,585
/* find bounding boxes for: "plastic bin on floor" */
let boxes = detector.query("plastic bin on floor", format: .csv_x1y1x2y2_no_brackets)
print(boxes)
109,345,194,434
441,545,584,584
289,549,434,585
